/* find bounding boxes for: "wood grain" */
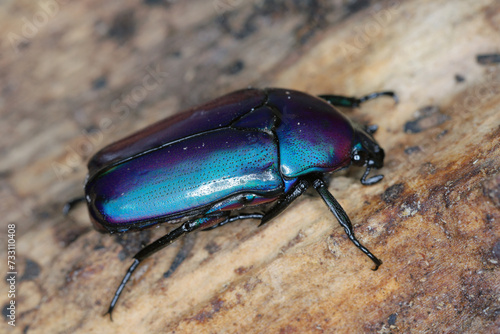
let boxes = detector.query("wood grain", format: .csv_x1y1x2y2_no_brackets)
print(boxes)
1,0,499,333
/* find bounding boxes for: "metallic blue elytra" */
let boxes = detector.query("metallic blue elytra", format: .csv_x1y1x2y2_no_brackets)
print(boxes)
88,128,281,226
81,87,397,317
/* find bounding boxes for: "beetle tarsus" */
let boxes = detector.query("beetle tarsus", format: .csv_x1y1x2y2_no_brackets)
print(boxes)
318,91,398,108
360,167,384,186
63,196,86,215
358,91,398,105
311,178,382,269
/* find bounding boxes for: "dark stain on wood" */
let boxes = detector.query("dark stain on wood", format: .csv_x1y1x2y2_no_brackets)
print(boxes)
188,297,225,323
404,106,450,134
108,10,136,43
204,240,222,255
54,225,90,247
476,53,500,65
224,59,245,75
234,265,253,275
346,0,371,14
455,74,466,83
404,146,422,155
143,0,170,6
382,183,405,204
91,76,107,90
482,174,500,207
20,258,41,282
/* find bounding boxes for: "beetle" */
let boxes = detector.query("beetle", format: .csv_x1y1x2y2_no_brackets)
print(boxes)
76,87,397,317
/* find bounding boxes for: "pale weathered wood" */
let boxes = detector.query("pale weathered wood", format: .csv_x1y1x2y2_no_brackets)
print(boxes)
0,0,499,333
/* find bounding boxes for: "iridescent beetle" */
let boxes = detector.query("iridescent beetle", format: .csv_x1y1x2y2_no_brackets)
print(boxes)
68,88,397,317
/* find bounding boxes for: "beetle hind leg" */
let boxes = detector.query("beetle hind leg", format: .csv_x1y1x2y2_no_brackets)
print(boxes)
106,214,227,319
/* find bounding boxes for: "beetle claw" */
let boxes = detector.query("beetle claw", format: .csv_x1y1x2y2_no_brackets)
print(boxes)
370,258,383,271
360,167,384,186
105,308,113,322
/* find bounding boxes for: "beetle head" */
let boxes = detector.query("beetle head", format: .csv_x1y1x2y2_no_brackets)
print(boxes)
351,123,384,170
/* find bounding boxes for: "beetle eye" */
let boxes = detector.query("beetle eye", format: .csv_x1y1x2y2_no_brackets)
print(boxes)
352,150,368,166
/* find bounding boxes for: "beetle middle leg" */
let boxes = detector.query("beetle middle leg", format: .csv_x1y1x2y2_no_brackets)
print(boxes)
164,213,266,279
259,179,310,226
201,213,265,231
205,179,311,230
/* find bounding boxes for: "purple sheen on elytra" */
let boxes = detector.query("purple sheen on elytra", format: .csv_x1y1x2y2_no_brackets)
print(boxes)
232,106,276,130
86,128,282,225
266,89,354,178
87,89,266,178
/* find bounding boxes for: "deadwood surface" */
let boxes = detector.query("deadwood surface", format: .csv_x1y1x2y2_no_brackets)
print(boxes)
0,0,499,333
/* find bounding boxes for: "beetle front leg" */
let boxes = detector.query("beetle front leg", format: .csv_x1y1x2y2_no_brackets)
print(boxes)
311,178,382,270
164,213,266,279
360,166,384,186
106,214,226,319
